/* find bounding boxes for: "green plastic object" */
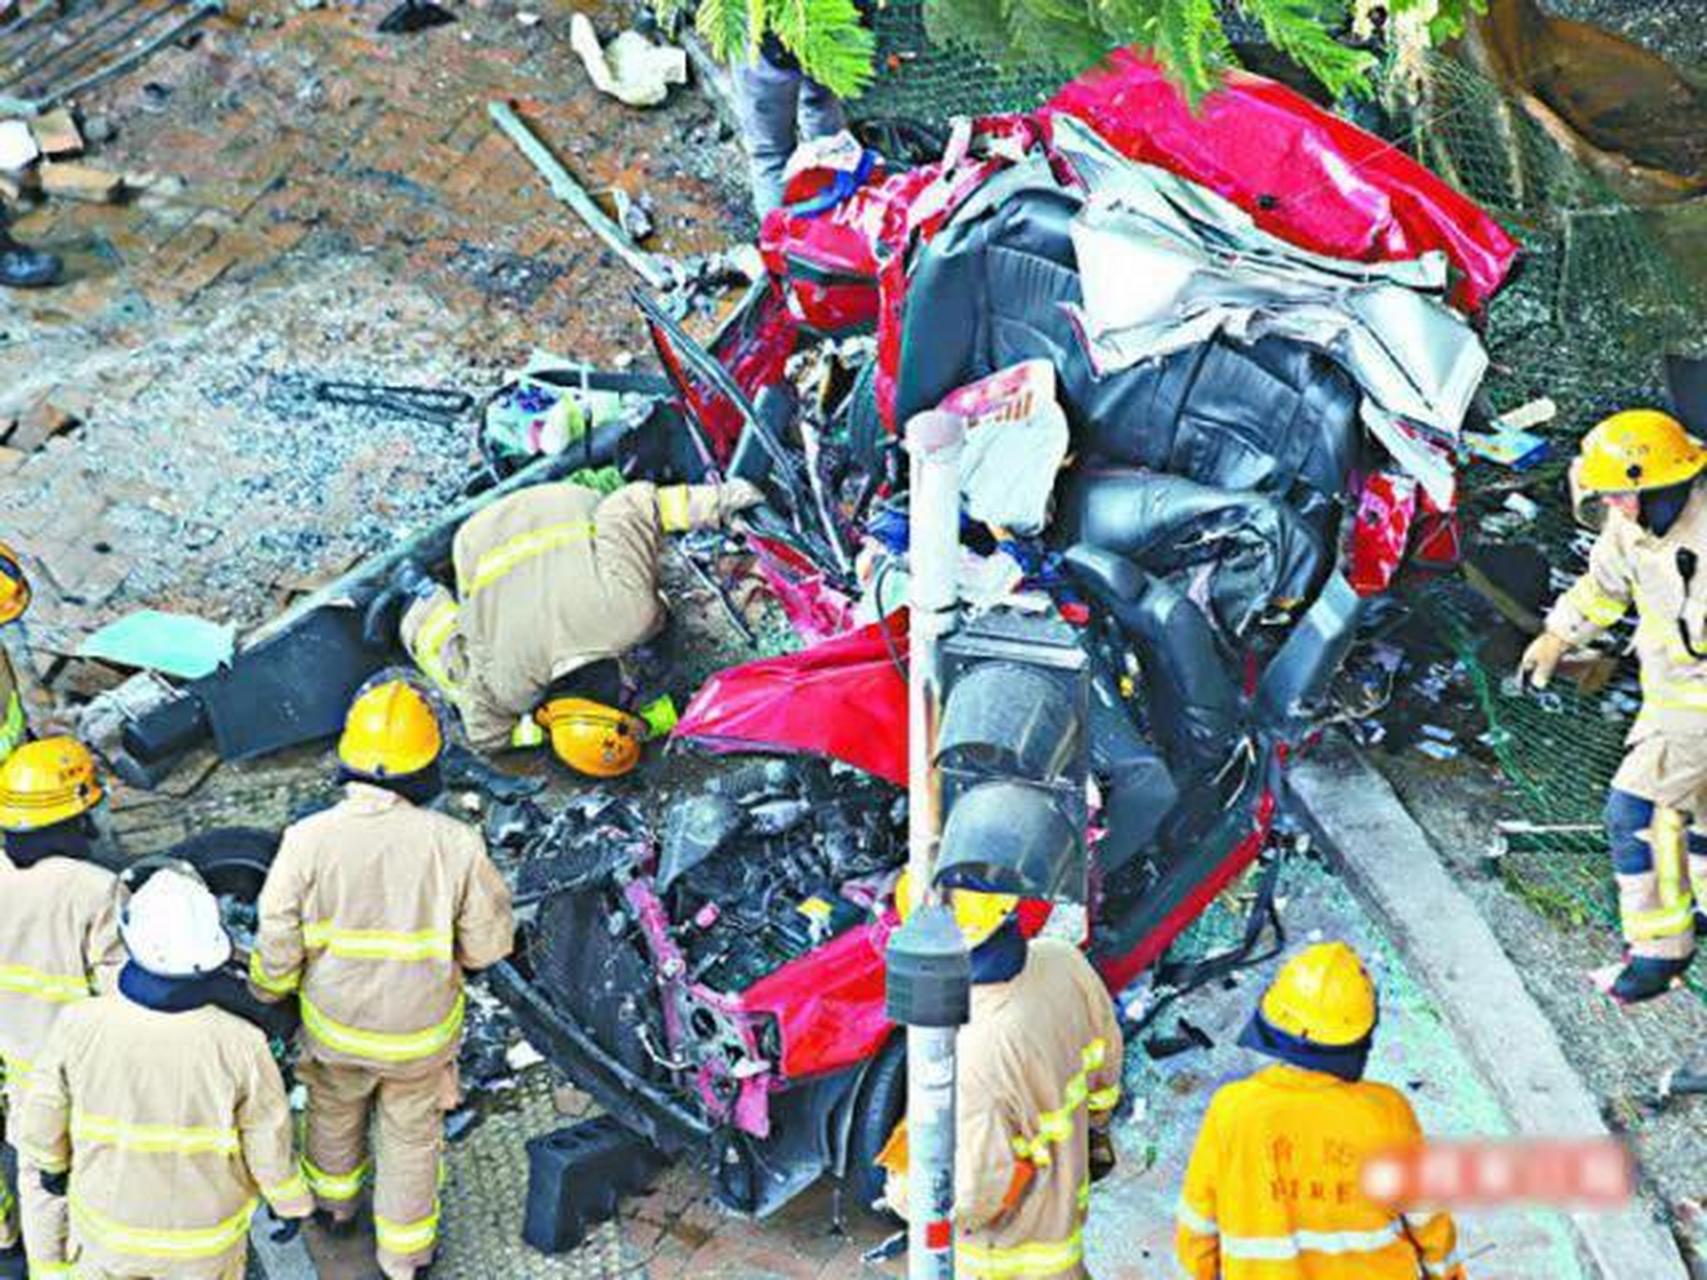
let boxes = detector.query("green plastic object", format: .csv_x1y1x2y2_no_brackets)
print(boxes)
79,610,236,679
639,695,679,738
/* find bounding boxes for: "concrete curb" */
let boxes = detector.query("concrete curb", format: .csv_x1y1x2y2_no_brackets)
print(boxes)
1288,733,1689,1279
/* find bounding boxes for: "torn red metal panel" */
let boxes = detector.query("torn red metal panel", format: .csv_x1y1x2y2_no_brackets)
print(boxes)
673,613,907,785
1040,49,1519,311
740,919,894,1079
748,535,856,643
1093,790,1277,995
652,282,802,467
1347,470,1420,596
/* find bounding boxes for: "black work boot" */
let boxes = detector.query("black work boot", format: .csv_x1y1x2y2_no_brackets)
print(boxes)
0,230,62,289
0,1241,26,1280
1609,955,1693,1004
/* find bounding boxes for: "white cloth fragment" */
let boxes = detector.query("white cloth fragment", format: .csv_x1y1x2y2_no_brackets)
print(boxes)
569,12,687,108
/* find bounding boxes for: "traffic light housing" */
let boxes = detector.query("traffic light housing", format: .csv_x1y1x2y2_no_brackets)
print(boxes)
934,610,1090,903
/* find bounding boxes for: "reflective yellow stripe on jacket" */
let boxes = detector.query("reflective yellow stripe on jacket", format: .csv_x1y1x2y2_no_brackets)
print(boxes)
302,921,454,963
247,949,300,997
1563,577,1629,629
658,485,693,533
71,1110,241,1157
0,964,92,1005
301,992,465,1064
70,1192,257,1260
958,1229,1084,1278
1009,1038,1115,1168
408,599,462,697
1175,1198,1408,1264
0,689,25,761
462,521,595,596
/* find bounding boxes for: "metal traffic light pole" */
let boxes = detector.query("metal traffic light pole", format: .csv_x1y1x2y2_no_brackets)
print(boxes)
884,409,972,1280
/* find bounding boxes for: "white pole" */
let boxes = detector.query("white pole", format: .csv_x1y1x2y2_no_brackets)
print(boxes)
904,409,965,1280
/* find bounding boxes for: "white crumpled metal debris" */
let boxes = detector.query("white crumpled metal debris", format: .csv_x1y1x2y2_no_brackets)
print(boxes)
1053,114,1487,509
569,12,688,109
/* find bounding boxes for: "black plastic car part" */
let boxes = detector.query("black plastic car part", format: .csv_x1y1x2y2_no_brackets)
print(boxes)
522,1117,669,1254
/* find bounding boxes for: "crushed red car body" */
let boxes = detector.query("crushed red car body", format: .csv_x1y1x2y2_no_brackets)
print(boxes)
494,47,1516,1220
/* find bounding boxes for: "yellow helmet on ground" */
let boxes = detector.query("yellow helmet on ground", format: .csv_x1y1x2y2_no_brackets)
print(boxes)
1577,409,1707,495
0,541,30,626
894,867,1019,948
0,736,103,832
536,697,644,778
1257,941,1378,1046
338,679,444,777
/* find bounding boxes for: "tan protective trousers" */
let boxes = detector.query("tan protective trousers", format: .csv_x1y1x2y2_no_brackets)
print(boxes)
298,1058,454,1280
4,1078,69,1271
1611,734,1707,960
401,587,520,750
74,1255,245,1280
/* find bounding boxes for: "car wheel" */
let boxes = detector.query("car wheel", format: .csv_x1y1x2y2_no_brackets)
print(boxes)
844,1034,905,1221
165,826,280,901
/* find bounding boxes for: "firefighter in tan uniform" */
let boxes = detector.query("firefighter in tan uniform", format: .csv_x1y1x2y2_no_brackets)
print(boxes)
1175,942,1466,1280
883,880,1123,1279
18,862,312,1279
0,737,125,1280
1521,410,1707,1002
0,543,31,764
388,477,762,775
249,679,514,1280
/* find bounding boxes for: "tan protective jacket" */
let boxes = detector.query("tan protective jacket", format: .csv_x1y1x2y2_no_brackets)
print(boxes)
16,994,311,1279
0,852,124,1084
411,479,755,748
1548,484,1707,749
950,938,1124,1280
249,783,514,1076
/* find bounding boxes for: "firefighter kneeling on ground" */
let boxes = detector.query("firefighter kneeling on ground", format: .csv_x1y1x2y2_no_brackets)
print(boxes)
881,875,1123,1280
18,861,311,1280
249,677,515,1280
366,476,763,779
0,737,126,1280
1520,409,1707,1003
1176,942,1467,1280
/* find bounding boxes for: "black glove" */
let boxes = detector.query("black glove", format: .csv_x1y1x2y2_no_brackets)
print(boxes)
268,1208,303,1244
39,1169,68,1197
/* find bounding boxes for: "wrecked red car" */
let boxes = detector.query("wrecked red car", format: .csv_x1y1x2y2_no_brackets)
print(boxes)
491,48,1514,1218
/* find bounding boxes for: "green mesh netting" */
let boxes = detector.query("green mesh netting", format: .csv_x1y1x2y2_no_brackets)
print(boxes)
845,30,1707,966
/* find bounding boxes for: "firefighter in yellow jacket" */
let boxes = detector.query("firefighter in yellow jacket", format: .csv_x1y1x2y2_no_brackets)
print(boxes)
884,879,1123,1279
249,679,514,1280
0,541,34,763
18,861,312,1280
0,736,125,1280
385,477,762,776
1520,410,1707,1002
1175,942,1466,1280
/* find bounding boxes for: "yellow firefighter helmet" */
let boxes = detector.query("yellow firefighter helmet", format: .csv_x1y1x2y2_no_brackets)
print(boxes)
338,679,444,777
894,867,1019,948
535,697,645,778
0,541,30,626
1577,409,1706,495
0,736,104,832
1258,941,1378,1046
